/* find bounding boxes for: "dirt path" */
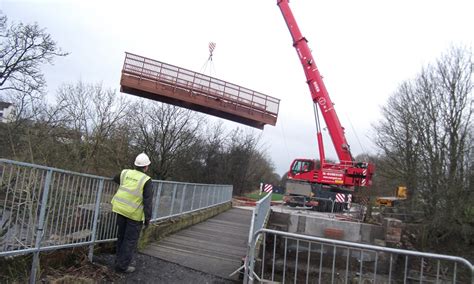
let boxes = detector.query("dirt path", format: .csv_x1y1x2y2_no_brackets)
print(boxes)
93,252,238,284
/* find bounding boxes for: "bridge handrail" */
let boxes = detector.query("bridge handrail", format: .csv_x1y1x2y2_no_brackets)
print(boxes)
239,192,272,281
247,192,272,245
0,159,232,282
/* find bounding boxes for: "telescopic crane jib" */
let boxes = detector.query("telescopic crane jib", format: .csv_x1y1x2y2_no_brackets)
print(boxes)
277,0,375,211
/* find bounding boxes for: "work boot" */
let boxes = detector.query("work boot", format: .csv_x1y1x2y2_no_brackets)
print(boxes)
116,266,136,273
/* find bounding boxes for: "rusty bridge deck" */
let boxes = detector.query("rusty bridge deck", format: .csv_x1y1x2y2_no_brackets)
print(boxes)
120,52,280,129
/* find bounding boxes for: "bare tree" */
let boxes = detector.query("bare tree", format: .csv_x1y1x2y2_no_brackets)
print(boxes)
373,45,473,246
220,128,274,195
0,13,67,94
130,102,203,180
54,81,130,174
167,121,278,193
0,13,67,159
373,81,421,199
199,123,226,183
172,122,227,183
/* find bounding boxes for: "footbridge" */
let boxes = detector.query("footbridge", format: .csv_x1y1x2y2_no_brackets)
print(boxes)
1,159,473,283
143,207,252,279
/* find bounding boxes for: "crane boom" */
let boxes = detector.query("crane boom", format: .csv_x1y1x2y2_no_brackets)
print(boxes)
277,0,352,163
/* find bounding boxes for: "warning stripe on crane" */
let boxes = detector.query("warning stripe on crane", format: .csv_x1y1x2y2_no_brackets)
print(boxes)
361,169,368,186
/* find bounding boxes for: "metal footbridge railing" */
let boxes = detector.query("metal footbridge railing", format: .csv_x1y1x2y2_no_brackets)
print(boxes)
0,159,232,283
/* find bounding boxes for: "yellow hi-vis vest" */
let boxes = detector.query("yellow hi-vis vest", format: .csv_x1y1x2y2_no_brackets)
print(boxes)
111,169,151,221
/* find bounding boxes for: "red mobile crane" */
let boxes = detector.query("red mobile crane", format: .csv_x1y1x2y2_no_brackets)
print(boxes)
277,0,375,211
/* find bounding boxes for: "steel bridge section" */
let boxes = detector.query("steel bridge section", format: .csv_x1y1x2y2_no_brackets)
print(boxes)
120,52,280,129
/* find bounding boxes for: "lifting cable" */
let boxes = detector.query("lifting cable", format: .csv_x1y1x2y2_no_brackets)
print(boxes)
345,114,367,155
312,101,323,161
199,41,225,94
200,41,217,77
313,101,322,136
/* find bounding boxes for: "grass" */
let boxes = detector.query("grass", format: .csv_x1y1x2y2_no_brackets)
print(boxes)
245,192,283,201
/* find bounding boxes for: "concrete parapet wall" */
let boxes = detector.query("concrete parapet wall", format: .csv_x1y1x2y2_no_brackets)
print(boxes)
138,202,232,250
286,214,384,244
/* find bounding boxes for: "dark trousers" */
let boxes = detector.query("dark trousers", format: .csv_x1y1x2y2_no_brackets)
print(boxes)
115,214,142,271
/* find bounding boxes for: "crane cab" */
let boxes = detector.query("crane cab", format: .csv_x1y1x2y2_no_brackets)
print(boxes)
287,159,318,182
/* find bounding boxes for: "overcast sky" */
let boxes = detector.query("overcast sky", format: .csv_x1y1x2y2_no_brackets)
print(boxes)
2,0,473,177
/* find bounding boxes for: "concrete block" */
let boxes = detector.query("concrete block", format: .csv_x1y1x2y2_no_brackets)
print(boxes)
282,212,385,245
384,217,402,228
386,227,402,243
360,223,384,243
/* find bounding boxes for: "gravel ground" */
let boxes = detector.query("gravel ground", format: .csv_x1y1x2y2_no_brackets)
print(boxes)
93,252,239,284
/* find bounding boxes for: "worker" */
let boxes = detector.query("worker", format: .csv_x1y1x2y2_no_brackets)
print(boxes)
303,163,309,172
111,152,153,273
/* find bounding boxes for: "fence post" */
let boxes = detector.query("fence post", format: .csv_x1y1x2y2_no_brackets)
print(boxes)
244,239,258,284
191,184,196,210
179,184,187,213
206,186,211,206
30,169,53,284
152,183,163,219
213,185,217,205
170,183,177,215
88,179,104,262
140,56,145,81
245,203,265,284
199,186,203,208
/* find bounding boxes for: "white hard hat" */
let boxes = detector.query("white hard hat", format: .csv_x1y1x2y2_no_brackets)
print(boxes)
134,153,151,167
